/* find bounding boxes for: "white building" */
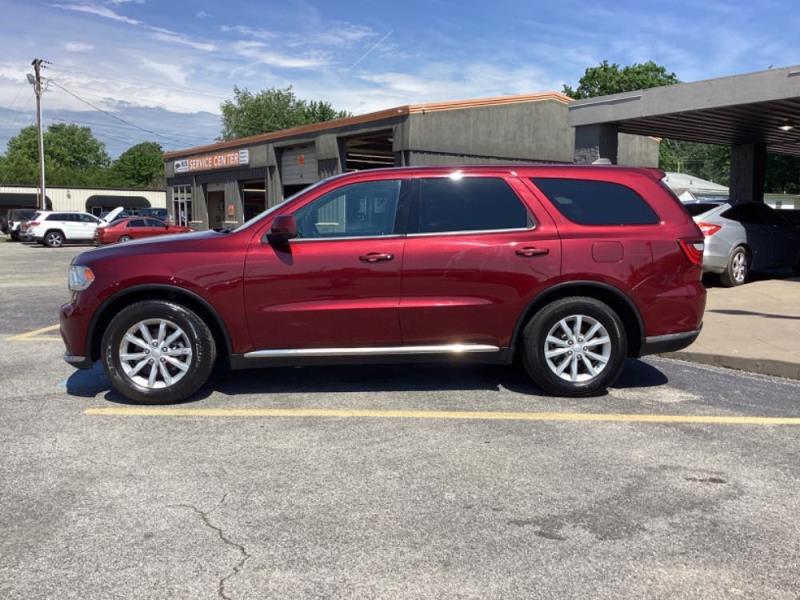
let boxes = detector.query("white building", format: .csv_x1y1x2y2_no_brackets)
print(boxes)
0,185,166,217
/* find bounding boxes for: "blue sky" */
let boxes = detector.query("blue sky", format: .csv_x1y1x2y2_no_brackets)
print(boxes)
0,0,798,156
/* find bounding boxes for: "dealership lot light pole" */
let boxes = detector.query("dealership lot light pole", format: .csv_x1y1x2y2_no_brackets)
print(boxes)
27,58,48,211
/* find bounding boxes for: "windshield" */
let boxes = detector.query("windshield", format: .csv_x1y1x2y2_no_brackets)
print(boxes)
232,179,329,233
10,210,36,220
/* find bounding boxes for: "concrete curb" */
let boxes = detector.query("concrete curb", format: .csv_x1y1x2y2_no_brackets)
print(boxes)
660,351,800,381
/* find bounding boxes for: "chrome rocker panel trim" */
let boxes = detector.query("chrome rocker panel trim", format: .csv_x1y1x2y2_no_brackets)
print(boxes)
243,343,500,359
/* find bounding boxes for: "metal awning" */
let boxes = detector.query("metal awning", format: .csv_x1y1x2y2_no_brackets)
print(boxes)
0,193,52,209
569,65,800,156
86,195,151,210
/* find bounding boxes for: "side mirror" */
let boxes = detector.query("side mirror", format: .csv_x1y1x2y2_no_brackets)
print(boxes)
267,215,297,245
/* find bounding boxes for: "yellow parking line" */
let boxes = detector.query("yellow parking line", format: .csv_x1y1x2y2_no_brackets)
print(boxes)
84,407,800,425
7,324,61,341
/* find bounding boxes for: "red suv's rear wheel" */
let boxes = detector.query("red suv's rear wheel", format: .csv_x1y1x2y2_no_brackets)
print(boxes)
521,296,627,397
101,300,216,404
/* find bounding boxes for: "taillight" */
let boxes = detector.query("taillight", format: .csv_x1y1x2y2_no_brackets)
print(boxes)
678,239,705,265
697,221,722,236
28,221,39,227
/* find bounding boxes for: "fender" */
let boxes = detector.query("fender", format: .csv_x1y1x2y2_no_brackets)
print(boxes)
87,283,234,359
509,280,646,358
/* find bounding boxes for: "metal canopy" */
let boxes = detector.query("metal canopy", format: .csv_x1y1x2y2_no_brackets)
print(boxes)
568,65,800,156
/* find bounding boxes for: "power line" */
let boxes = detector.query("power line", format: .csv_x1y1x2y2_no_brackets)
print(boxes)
45,116,210,146
48,79,194,146
44,117,158,147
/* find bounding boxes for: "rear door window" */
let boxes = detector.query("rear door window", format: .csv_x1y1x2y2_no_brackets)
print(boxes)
412,177,530,234
532,178,660,225
127,219,147,228
722,204,777,225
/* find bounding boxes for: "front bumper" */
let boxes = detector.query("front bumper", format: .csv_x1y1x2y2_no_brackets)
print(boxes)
60,299,96,369
63,353,92,368
640,328,702,355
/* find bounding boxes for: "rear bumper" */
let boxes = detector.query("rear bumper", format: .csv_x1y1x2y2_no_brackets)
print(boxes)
640,328,702,356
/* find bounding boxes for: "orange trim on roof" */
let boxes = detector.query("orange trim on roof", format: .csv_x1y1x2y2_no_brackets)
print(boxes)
163,91,572,160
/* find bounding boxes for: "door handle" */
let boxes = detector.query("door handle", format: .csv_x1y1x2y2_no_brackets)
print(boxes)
359,252,394,263
515,247,549,257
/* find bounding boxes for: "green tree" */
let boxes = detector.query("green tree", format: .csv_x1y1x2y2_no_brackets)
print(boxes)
109,141,165,188
219,86,350,141
562,60,679,100
765,154,800,194
0,123,111,186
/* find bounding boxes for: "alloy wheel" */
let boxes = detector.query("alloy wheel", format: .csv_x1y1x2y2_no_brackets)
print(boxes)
732,251,747,283
543,314,611,383
118,318,193,389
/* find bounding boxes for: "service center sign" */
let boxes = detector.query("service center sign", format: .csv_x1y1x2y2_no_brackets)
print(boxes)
174,149,249,174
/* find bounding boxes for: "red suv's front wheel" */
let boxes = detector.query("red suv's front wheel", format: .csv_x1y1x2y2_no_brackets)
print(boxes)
521,297,627,397
101,300,216,404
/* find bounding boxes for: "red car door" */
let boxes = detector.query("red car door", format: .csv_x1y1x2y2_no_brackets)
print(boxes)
243,178,408,351
399,175,561,350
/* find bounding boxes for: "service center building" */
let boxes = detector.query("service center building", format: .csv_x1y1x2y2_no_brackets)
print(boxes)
164,92,659,230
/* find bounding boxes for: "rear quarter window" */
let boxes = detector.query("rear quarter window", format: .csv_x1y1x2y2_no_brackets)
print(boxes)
532,178,660,225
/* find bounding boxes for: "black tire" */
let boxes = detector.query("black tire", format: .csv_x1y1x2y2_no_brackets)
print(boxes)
720,245,748,287
101,300,216,404
44,230,65,248
118,235,132,243
520,296,627,397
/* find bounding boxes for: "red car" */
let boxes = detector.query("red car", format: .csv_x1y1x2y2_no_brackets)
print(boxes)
94,217,190,245
61,165,705,404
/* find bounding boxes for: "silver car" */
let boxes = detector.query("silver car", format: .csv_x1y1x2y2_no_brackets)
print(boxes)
685,201,800,287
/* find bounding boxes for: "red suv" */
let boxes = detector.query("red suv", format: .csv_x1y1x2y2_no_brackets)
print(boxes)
60,166,705,404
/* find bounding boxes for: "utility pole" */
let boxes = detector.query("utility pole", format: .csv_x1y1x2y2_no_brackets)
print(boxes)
28,59,48,211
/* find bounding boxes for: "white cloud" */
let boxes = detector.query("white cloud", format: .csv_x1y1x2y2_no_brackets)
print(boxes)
50,2,140,25
230,41,329,69
139,58,188,85
151,30,216,52
64,41,95,52
222,22,376,48
195,10,211,18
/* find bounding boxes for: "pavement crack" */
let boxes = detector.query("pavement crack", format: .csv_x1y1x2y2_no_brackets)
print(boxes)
168,500,249,600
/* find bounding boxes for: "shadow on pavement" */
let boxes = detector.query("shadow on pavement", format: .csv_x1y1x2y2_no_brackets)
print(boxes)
703,270,800,289
708,308,800,320
66,358,668,405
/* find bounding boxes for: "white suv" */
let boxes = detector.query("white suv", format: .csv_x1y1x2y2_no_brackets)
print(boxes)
27,211,103,247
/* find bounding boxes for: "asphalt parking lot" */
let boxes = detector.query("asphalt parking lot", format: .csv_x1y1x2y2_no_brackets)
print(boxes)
2,239,800,599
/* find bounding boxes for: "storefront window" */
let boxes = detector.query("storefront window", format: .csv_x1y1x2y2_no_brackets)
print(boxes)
171,185,192,227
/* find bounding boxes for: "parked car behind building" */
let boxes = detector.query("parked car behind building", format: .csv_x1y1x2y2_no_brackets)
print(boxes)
689,201,800,286
6,208,38,241
94,217,190,245
26,211,103,247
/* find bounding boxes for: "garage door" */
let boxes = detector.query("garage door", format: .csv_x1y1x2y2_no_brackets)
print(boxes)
281,145,318,185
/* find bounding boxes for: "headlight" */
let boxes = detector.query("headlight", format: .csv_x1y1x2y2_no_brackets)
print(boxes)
68,265,95,291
